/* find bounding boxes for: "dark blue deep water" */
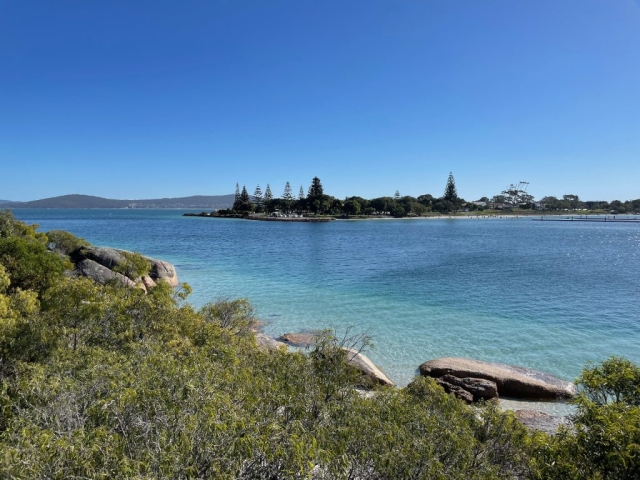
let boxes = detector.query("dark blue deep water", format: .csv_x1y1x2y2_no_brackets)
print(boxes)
11,209,640,392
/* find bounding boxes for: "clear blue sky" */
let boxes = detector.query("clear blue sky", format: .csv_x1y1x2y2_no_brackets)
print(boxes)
1,0,639,202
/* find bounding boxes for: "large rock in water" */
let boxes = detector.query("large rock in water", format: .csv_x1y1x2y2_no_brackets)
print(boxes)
419,357,575,400
344,348,395,387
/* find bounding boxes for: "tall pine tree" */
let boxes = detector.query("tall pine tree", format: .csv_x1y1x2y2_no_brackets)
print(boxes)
307,177,324,214
282,182,293,213
253,185,263,212
240,185,250,203
299,186,305,200
233,183,241,211
282,182,293,201
233,185,253,213
264,184,273,214
443,172,458,202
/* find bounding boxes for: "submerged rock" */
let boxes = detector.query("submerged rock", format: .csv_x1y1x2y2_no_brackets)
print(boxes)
419,357,575,400
279,332,319,346
255,333,287,352
514,409,568,435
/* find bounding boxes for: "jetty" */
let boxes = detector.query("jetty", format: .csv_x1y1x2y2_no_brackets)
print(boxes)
533,215,640,223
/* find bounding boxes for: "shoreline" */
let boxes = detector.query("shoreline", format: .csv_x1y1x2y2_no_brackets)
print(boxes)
184,211,640,222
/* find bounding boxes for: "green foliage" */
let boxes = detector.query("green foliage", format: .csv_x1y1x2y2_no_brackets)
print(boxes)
343,198,361,217
578,357,640,406
0,210,46,241
113,251,152,280
0,264,44,366
0,235,71,296
531,357,640,480
46,229,90,255
199,298,256,335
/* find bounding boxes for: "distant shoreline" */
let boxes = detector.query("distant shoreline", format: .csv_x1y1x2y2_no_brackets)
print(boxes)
183,211,640,222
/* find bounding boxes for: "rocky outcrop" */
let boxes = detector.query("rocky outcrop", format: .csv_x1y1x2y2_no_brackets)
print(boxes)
141,275,157,289
435,379,474,403
75,246,125,270
71,246,179,289
419,357,575,400
435,374,498,403
75,259,137,288
147,257,179,287
279,332,319,347
344,348,395,387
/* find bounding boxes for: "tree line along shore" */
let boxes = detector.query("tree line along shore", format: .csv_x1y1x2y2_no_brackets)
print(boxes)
214,174,640,219
1,209,639,478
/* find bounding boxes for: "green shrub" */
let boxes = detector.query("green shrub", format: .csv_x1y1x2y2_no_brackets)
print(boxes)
46,230,90,255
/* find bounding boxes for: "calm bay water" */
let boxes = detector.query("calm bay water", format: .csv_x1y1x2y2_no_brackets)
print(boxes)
11,209,640,391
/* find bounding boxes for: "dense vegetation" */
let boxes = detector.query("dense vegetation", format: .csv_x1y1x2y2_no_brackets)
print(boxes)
225,176,640,218
1,210,638,478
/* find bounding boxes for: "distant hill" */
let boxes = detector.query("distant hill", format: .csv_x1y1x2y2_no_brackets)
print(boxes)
0,200,15,204
4,194,235,209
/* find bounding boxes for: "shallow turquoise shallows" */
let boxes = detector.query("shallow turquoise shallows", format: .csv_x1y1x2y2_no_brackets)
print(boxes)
11,209,640,390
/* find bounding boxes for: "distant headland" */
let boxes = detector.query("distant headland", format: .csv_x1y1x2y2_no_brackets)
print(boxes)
3,193,235,210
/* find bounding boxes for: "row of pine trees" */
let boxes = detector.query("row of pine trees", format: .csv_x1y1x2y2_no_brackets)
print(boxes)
230,173,461,216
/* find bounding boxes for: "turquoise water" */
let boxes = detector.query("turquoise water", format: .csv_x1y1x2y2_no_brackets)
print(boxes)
11,209,640,389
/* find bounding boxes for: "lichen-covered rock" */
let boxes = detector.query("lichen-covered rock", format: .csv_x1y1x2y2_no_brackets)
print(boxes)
419,357,575,400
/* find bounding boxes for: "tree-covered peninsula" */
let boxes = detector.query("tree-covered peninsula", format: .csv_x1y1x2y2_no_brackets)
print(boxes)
218,175,640,219
0,210,639,478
